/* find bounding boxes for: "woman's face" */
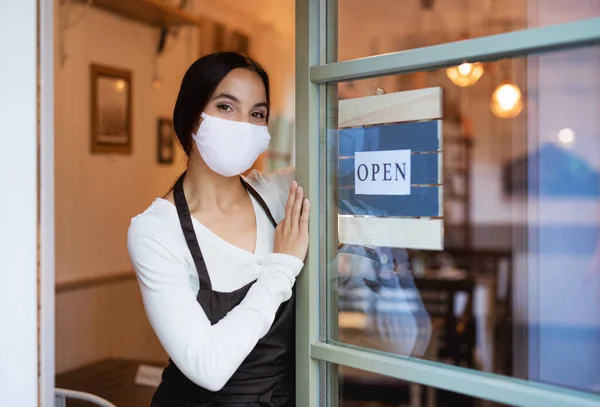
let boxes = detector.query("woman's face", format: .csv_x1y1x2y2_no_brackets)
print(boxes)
203,68,268,126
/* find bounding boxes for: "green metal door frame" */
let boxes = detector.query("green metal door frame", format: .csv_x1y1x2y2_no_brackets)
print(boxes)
294,0,322,406
295,0,600,405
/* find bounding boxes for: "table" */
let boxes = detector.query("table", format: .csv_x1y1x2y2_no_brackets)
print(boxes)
56,359,165,407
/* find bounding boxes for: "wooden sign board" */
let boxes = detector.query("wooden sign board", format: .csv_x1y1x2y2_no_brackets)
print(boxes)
337,87,443,250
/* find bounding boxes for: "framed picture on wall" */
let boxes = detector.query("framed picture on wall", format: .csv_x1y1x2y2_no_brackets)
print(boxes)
199,18,251,57
157,118,175,165
90,64,132,154
229,30,250,55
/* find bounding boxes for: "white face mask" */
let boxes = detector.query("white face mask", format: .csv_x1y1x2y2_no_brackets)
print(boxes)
192,113,271,177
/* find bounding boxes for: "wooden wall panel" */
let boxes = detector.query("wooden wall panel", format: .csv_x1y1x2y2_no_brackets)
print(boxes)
55,275,166,374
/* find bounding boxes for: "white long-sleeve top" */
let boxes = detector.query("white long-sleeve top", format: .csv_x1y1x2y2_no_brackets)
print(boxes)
127,168,301,392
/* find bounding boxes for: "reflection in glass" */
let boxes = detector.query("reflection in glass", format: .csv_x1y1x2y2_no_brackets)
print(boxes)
336,244,432,357
557,128,575,145
446,62,485,87
327,45,600,394
490,81,523,119
337,0,600,61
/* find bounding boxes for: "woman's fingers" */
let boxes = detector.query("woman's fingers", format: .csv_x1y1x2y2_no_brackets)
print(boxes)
300,199,310,234
291,186,304,231
273,182,310,261
285,181,298,221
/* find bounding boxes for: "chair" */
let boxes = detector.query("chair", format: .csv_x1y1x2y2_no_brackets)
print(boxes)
444,248,514,375
414,276,476,368
55,388,117,407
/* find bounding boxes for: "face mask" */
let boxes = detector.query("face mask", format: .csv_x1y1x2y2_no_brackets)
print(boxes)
192,113,271,177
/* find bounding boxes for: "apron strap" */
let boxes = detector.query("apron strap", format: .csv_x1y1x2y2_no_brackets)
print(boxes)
173,173,279,294
173,172,213,292
241,178,278,228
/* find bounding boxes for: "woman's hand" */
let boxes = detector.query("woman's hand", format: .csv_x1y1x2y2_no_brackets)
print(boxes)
273,181,310,261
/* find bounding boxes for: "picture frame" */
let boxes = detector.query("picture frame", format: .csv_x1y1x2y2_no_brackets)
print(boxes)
90,64,133,154
198,18,251,57
229,30,250,55
157,118,175,165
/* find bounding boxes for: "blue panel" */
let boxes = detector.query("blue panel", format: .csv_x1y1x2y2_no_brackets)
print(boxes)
507,143,600,197
339,154,439,187
537,324,600,393
338,186,440,217
339,121,440,157
535,225,600,255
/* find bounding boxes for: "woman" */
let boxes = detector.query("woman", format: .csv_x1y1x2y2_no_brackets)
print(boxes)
128,52,309,407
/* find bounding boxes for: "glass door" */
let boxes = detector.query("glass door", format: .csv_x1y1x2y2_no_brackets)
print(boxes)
295,0,600,406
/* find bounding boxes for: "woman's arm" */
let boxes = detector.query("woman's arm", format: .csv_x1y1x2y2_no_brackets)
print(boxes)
338,273,425,356
368,275,432,357
128,216,303,392
337,249,431,357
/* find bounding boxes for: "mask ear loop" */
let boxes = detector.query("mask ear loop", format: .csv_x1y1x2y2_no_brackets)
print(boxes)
189,112,207,151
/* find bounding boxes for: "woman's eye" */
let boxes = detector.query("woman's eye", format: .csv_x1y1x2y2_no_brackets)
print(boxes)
217,104,232,112
251,111,266,119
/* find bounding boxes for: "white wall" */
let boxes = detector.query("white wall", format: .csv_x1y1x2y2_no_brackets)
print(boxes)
0,1,38,405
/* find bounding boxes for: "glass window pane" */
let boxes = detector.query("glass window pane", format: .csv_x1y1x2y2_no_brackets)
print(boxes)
326,45,600,394
335,0,600,61
335,364,512,407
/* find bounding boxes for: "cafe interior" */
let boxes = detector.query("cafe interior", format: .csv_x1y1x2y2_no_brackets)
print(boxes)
51,0,600,406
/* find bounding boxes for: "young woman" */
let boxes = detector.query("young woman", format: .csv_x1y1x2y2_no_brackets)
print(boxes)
128,52,309,407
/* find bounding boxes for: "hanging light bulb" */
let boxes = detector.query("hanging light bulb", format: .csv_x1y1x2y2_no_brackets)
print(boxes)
446,62,484,87
490,80,523,119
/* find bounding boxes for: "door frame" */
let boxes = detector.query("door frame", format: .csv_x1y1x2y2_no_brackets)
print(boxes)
0,0,46,405
294,0,600,405
40,0,56,406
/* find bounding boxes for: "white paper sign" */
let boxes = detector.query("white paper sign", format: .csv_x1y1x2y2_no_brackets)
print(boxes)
134,364,163,388
354,150,411,196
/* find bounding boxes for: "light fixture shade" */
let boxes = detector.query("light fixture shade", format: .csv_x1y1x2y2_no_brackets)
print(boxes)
446,62,484,87
491,81,523,119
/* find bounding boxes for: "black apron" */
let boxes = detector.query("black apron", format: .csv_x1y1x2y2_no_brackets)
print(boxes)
150,174,295,407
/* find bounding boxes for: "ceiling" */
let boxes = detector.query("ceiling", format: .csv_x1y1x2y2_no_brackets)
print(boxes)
194,0,295,37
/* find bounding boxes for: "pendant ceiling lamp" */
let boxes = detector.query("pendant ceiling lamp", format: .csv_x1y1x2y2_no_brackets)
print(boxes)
446,0,483,87
446,62,485,87
490,80,523,119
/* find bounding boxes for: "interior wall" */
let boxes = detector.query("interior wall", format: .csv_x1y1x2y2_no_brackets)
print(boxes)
55,2,189,285
194,0,296,119
54,1,190,370
55,278,166,374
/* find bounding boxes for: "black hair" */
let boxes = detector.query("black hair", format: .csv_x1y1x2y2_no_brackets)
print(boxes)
173,52,270,155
